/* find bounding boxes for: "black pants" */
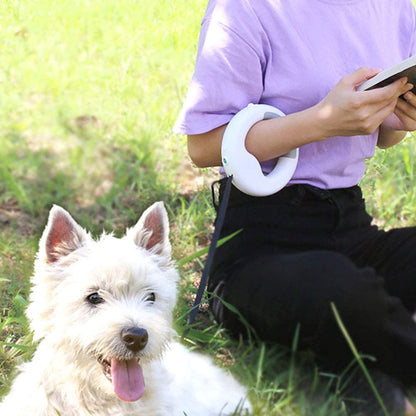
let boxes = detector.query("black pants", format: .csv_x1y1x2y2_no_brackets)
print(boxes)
208,181,416,384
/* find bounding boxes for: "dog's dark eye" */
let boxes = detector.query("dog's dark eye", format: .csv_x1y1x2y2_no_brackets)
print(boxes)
87,293,104,305
145,292,156,303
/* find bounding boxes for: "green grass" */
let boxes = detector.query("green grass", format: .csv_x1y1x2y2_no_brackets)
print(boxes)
1,1,416,414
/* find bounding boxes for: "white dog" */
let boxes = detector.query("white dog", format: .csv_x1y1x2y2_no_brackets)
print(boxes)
0,202,251,415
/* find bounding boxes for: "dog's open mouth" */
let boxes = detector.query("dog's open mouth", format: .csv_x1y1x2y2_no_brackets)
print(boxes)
98,355,145,402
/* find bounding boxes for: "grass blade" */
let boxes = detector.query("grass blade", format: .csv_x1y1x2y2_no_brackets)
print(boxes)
331,302,389,416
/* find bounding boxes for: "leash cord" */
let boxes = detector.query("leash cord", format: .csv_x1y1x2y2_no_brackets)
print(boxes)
186,175,233,328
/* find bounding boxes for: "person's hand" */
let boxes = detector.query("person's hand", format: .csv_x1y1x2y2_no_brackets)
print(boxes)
314,67,413,138
381,91,416,132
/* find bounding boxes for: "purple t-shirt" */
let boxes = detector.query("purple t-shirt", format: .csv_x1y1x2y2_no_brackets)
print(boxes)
175,0,416,189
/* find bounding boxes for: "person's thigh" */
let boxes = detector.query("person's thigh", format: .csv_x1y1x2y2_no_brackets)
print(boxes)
210,249,416,381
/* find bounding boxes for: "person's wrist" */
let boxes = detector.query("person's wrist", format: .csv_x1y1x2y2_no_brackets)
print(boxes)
304,104,331,142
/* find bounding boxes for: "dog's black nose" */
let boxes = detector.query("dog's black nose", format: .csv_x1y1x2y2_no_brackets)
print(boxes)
121,327,148,353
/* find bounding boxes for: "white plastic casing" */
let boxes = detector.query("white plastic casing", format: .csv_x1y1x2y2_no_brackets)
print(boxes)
221,103,299,196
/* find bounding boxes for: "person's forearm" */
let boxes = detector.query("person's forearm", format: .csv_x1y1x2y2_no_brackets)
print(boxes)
188,105,327,168
245,105,327,162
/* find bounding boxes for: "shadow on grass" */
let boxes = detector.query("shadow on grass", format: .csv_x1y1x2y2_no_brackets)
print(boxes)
0,123,189,238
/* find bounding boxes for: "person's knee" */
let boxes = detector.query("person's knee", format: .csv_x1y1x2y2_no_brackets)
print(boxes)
210,250,388,342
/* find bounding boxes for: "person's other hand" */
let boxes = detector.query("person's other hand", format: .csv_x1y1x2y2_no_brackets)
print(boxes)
381,90,416,132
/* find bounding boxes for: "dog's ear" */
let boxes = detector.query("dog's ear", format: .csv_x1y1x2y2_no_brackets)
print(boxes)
127,201,172,262
39,205,89,263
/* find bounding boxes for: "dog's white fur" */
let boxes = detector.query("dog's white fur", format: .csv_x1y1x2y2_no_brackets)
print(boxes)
0,203,251,415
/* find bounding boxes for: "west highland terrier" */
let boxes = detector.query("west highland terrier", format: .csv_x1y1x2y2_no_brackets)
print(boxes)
0,202,251,415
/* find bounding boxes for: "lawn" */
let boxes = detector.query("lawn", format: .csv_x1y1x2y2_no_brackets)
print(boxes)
1,1,416,414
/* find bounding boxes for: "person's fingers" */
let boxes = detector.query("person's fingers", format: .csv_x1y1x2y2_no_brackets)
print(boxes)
359,78,411,105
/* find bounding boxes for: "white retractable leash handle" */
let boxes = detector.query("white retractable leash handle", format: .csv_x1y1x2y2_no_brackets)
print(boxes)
186,104,299,331
221,103,299,197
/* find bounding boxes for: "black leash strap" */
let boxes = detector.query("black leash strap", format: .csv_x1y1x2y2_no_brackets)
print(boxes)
186,175,233,328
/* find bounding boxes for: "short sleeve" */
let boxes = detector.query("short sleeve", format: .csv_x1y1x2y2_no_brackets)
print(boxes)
174,1,267,135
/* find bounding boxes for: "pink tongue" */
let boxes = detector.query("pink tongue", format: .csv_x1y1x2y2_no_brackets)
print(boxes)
110,358,145,402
